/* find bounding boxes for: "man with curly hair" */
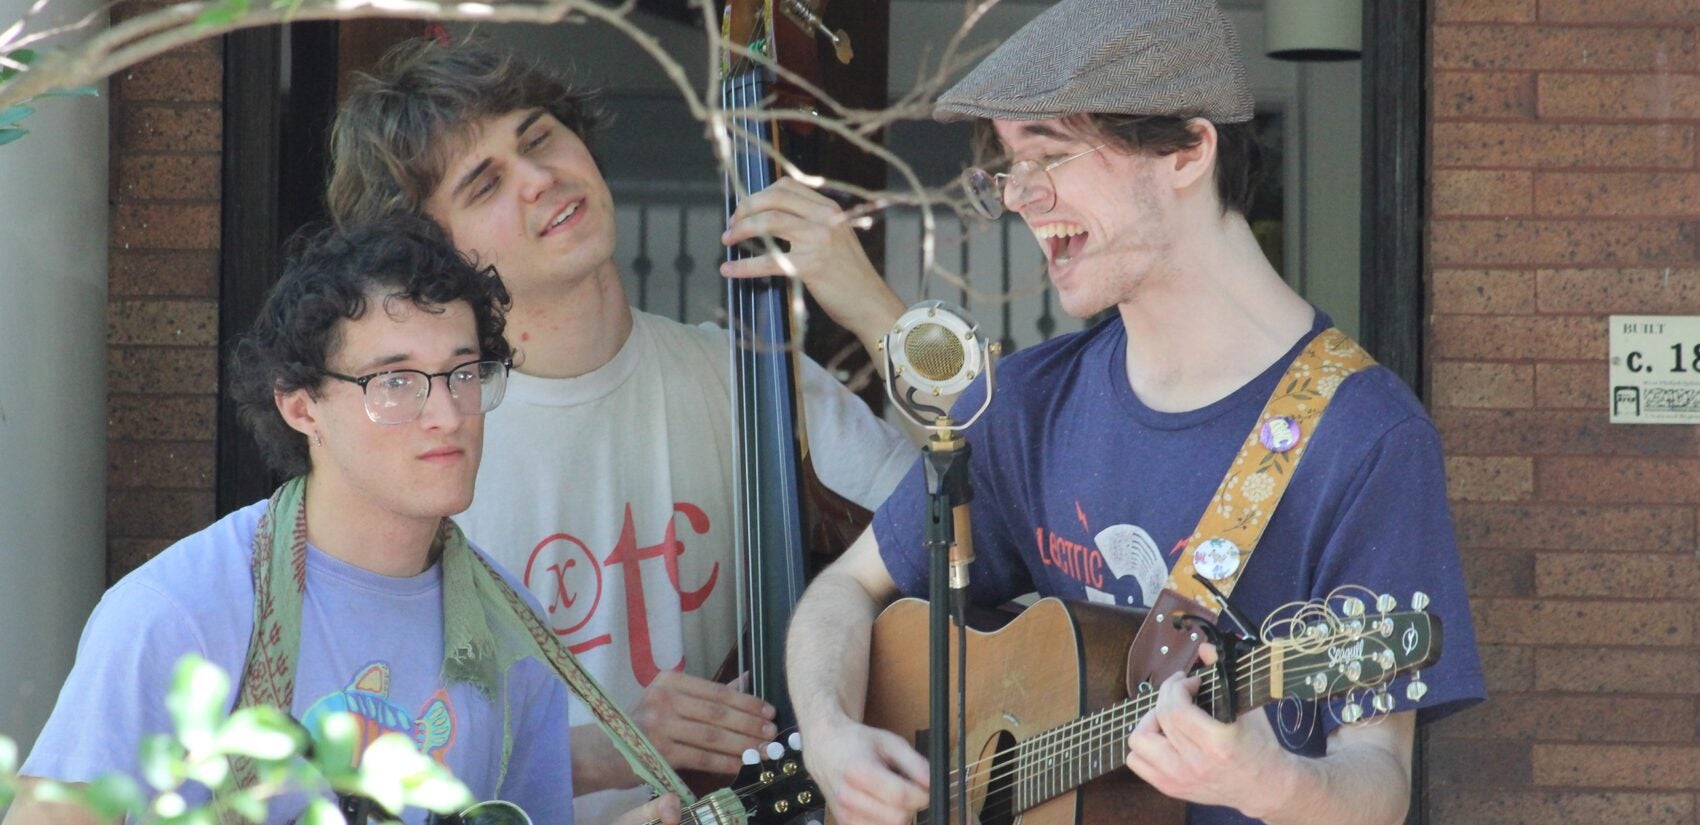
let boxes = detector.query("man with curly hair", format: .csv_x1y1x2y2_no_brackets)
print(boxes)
6,216,674,825
326,36,918,825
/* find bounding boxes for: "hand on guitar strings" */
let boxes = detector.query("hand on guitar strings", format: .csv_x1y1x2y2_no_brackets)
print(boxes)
1122,643,1300,819
631,670,779,777
614,792,682,825
800,716,930,825
721,178,907,354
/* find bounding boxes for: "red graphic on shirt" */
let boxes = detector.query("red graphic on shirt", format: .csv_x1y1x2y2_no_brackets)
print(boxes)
523,502,720,687
1074,501,1091,533
1033,525,1106,589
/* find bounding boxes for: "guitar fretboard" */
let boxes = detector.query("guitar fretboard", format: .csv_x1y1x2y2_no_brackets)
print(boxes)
1007,645,1277,811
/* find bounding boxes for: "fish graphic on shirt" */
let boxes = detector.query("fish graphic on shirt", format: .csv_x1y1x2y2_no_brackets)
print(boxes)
301,662,458,766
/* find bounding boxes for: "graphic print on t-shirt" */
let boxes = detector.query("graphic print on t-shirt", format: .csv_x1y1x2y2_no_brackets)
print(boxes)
1091,524,1169,607
522,501,721,687
300,663,459,766
1035,502,1171,608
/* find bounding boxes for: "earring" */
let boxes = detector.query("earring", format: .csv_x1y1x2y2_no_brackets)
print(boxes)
313,433,323,447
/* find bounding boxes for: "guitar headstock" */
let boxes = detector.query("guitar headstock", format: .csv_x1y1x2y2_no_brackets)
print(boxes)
732,734,823,825
1250,591,1443,723
642,735,819,825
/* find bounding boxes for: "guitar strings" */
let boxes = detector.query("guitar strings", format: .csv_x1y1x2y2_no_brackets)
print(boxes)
916,644,1404,815
964,610,1414,805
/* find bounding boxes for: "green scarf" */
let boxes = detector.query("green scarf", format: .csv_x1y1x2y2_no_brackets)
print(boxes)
225,477,691,819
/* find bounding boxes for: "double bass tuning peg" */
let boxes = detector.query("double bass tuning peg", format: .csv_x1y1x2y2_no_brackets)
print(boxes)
779,0,854,64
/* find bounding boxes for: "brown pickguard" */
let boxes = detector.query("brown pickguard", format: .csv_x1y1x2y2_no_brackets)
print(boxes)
863,597,1188,825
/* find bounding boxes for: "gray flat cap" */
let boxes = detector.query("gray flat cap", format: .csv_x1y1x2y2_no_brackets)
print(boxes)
935,0,1254,124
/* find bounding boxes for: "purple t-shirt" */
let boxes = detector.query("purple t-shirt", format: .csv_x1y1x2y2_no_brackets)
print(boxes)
22,501,575,824
873,312,1484,825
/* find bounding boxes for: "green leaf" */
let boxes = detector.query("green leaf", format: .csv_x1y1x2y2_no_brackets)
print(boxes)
227,788,268,823
298,797,347,825
0,127,27,146
309,712,360,778
182,750,230,788
152,789,190,819
217,706,309,761
166,654,232,752
0,735,16,773
81,773,145,821
37,85,99,99
405,771,474,814
29,780,73,804
195,0,250,27
0,48,37,83
139,733,186,790
0,105,31,128
349,734,421,816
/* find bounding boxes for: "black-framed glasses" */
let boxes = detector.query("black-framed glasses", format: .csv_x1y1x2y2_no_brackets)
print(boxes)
960,144,1105,220
323,358,512,425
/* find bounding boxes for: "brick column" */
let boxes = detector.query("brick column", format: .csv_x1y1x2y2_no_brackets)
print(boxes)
1428,0,1700,820
106,20,223,584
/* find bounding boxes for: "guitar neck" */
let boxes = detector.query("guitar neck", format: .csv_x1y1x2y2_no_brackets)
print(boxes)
1009,646,1278,812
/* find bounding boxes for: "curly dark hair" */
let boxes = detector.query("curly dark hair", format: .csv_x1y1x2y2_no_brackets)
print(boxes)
228,215,513,477
327,36,606,227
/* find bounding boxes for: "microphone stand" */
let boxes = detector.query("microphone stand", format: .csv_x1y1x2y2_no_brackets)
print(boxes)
922,420,973,825
880,301,997,825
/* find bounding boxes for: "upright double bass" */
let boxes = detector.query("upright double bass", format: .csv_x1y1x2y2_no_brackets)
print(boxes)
718,0,868,732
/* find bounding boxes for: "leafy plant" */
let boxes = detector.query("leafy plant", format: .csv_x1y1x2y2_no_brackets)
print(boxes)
0,48,99,146
2,655,474,823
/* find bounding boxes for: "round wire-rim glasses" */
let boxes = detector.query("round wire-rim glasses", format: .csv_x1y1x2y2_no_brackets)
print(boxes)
960,144,1105,220
323,358,513,425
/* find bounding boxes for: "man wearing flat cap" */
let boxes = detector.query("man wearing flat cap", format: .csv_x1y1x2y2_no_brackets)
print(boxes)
783,1,1484,823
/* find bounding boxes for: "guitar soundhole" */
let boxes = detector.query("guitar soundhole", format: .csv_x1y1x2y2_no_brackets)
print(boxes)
978,731,1019,825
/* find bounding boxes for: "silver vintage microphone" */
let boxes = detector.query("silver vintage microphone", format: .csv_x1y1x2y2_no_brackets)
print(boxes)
880,300,997,431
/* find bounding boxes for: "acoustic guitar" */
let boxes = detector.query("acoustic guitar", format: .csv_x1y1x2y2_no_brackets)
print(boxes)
863,591,1442,825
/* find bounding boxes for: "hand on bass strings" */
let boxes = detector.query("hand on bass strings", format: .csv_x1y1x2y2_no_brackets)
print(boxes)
614,793,682,825
1122,643,1298,819
633,670,778,778
721,178,906,356
801,716,930,825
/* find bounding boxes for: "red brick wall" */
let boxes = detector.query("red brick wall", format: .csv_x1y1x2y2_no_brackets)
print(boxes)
104,20,222,585
1429,0,1700,820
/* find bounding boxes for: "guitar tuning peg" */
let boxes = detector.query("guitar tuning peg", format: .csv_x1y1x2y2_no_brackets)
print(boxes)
1373,690,1396,714
787,732,803,751
1342,703,1364,724
1406,671,1429,702
1376,594,1397,613
743,748,761,766
1411,591,1430,611
765,741,785,761
1342,597,1364,617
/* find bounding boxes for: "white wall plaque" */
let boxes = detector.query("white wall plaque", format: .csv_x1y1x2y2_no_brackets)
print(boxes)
1609,315,1700,424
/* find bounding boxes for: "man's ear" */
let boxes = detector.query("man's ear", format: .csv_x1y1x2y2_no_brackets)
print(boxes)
275,386,320,441
1168,118,1219,194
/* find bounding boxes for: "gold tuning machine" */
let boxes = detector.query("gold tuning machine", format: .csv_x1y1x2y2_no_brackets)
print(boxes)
780,0,854,64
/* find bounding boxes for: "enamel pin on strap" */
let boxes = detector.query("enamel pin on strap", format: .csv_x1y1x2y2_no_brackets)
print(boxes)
1166,328,1377,612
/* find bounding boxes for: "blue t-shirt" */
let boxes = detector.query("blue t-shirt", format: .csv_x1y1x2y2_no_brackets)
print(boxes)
22,501,575,824
873,312,1485,824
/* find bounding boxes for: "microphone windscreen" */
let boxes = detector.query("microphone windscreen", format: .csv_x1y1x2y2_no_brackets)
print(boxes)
903,322,967,384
